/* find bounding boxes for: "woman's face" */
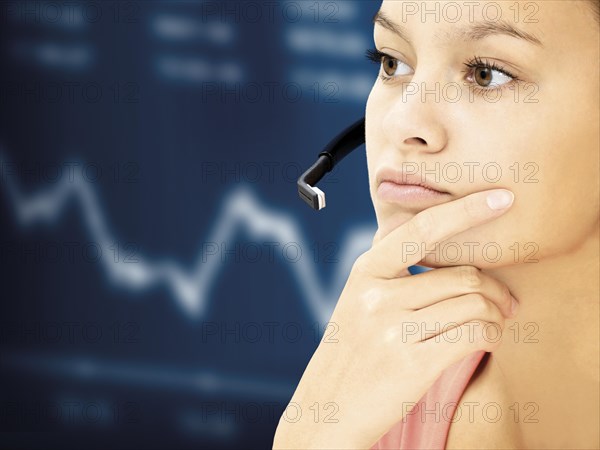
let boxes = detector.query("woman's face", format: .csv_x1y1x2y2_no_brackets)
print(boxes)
366,0,599,268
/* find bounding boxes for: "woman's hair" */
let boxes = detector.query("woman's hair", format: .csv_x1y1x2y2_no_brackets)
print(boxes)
589,0,600,23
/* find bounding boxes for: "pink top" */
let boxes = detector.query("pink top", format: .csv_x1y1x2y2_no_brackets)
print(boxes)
371,350,488,450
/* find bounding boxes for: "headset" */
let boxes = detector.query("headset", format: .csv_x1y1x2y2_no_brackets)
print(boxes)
297,117,365,211
297,117,430,275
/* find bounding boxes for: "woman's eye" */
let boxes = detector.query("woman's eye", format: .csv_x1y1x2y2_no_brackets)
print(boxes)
381,55,412,78
366,49,518,89
470,65,513,88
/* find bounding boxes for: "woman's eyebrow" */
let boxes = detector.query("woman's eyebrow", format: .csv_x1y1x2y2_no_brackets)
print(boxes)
372,10,543,48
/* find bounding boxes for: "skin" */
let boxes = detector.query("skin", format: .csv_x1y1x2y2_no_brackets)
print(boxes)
368,0,599,267
368,1,599,448
274,1,598,448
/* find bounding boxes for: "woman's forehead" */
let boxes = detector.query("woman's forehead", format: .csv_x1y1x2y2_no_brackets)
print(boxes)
376,0,595,51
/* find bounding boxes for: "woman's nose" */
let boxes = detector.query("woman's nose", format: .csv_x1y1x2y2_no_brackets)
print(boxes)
381,78,449,157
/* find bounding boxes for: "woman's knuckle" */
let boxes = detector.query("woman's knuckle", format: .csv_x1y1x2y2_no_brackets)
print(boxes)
352,252,374,276
383,324,403,344
409,211,435,242
462,195,481,218
361,286,385,314
473,295,493,316
458,265,482,290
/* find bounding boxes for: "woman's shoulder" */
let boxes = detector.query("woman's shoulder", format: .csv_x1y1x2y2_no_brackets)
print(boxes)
444,352,522,449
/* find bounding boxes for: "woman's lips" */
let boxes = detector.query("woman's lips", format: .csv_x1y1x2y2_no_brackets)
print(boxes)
377,181,451,208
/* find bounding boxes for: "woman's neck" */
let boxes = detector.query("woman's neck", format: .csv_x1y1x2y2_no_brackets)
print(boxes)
479,225,599,446
482,225,599,382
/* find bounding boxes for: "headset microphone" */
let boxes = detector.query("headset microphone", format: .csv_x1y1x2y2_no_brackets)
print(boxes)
297,117,365,211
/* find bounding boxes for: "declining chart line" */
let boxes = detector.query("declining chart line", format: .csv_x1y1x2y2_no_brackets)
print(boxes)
0,154,375,325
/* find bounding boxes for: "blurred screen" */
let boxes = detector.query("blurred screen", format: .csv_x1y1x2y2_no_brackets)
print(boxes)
0,1,382,449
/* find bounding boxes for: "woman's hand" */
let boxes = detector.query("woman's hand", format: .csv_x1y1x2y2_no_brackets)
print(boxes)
273,189,518,449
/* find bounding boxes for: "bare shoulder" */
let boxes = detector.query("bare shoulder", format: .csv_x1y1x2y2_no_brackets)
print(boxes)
445,353,523,450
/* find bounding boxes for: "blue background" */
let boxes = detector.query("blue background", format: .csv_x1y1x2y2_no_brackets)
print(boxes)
0,1,421,449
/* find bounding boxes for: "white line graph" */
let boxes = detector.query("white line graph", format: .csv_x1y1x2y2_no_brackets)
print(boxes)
0,154,375,325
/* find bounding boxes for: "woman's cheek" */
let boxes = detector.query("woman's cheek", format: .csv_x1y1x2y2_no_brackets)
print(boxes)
365,93,386,193
417,208,526,269
417,178,587,269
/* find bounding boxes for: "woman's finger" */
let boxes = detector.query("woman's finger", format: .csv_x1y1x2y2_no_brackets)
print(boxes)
357,189,515,279
372,265,517,318
419,319,506,368
403,293,506,344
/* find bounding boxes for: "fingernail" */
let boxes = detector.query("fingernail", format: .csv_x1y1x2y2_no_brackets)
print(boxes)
487,190,514,210
510,295,519,317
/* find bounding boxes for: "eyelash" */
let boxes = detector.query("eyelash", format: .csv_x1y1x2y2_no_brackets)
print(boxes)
365,48,520,95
